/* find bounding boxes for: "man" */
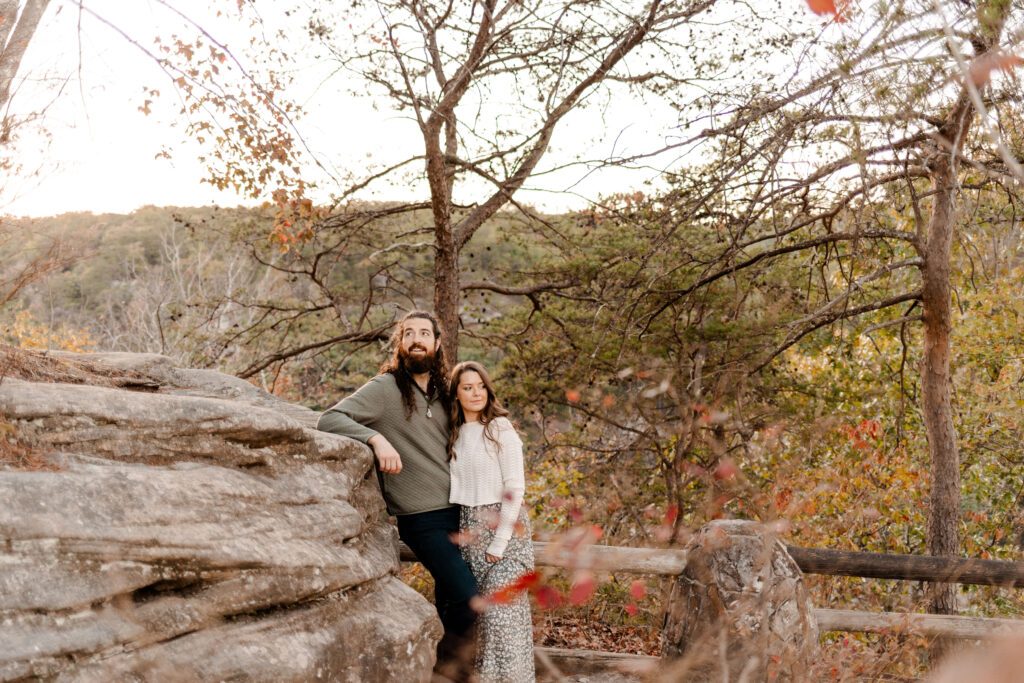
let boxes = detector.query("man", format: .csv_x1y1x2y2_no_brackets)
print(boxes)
317,310,477,671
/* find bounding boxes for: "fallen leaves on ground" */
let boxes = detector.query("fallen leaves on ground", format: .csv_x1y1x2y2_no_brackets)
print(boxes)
535,614,660,656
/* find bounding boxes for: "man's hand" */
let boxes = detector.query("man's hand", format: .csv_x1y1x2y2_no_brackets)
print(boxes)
368,435,403,474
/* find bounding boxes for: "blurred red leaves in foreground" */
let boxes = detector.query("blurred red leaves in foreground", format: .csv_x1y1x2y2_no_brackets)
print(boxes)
477,517,608,611
624,578,646,615
486,571,541,606
806,0,850,22
967,51,1024,86
713,458,739,480
569,570,597,606
535,585,563,610
653,504,679,542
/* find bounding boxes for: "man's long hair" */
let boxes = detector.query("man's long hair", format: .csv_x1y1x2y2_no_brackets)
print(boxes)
379,310,451,418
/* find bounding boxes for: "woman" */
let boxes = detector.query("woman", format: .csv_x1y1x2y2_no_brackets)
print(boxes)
447,361,535,683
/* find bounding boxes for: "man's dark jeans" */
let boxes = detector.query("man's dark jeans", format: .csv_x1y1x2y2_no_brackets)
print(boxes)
396,506,478,639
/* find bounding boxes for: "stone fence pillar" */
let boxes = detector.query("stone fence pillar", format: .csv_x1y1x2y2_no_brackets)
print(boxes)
661,520,820,682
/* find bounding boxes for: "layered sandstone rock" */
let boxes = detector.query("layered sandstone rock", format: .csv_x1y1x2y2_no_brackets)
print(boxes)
0,351,440,682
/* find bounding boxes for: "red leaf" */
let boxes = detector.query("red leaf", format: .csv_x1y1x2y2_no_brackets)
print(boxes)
514,571,541,591
487,571,540,605
569,571,596,606
535,586,563,610
714,459,738,480
625,603,638,616
664,505,679,526
630,579,646,601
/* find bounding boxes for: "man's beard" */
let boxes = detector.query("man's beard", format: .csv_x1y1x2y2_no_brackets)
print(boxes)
399,344,437,375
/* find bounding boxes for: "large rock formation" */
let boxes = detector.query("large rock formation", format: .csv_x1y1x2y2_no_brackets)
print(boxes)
0,351,441,682
660,520,820,682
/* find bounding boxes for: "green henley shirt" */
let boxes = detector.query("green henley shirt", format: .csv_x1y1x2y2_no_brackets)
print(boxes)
317,372,452,516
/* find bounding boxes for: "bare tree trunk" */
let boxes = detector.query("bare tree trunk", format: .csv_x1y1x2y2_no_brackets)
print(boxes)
424,119,460,362
0,0,50,111
921,151,960,614
433,230,460,363
920,100,972,661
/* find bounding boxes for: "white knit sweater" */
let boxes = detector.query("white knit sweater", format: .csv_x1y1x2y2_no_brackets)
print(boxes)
449,417,525,558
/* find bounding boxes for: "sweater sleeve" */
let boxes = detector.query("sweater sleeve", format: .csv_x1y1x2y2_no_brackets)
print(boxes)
486,418,526,558
316,376,386,444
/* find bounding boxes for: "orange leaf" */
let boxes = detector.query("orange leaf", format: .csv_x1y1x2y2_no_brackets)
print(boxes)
565,389,581,402
805,0,849,22
806,0,835,14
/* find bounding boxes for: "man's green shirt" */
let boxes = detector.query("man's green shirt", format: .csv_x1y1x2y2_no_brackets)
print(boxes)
317,373,451,516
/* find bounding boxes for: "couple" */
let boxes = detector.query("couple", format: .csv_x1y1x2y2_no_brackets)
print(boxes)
317,310,535,683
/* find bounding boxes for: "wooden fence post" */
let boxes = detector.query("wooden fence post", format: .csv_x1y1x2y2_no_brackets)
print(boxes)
660,520,820,682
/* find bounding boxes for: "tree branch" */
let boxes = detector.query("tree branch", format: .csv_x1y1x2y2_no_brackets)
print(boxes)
236,323,392,379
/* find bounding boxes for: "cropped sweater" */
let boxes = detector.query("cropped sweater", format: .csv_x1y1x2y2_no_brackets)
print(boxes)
449,417,526,558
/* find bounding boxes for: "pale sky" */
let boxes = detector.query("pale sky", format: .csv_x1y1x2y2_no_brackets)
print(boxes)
3,0,691,219
5,1,242,216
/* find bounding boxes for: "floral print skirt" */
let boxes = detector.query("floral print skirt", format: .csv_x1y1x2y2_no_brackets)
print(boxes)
460,503,536,683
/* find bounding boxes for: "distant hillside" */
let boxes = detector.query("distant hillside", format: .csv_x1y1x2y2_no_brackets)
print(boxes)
0,203,553,403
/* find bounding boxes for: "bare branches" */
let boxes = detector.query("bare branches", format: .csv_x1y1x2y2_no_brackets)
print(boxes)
451,0,722,250
787,258,924,330
0,230,78,308
236,322,392,379
754,289,924,375
460,279,575,296
638,227,920,337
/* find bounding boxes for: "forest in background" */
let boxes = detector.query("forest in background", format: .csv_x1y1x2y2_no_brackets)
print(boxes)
3,188,1023,675
2,0,1024,677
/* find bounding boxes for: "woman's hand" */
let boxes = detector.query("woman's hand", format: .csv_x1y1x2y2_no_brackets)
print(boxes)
485,552,501,563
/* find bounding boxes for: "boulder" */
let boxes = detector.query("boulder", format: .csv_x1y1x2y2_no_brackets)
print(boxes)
0,351,441,682
660,520,819,682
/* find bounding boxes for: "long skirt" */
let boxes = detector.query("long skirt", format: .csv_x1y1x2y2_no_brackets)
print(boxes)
460,503,536,683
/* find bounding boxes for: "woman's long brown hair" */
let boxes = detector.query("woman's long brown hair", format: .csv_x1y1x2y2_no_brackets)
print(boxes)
446,361,510,461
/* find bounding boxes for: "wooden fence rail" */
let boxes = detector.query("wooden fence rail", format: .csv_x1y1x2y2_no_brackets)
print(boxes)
399,540,1024,638
786,545,1024,588
401,541,1024,586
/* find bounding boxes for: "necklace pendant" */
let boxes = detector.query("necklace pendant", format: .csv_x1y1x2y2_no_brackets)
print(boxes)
427,407,433,418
